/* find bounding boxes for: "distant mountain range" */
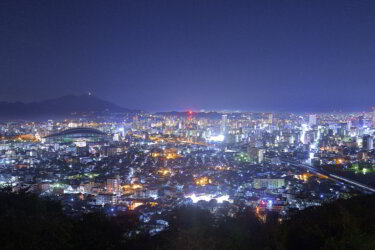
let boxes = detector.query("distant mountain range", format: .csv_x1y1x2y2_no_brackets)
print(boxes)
155,111,222,119
0,94,139,119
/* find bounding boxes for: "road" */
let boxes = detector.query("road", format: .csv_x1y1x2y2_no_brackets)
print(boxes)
282,160,375,193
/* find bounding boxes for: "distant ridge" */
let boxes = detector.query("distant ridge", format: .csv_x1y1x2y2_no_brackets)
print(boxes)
0,94,139,119
155,111,222,119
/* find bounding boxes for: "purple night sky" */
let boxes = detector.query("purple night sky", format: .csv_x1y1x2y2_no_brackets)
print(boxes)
1,0,374,112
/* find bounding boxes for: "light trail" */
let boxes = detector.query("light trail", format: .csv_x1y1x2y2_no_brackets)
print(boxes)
282,160,375,193
329,174,375,193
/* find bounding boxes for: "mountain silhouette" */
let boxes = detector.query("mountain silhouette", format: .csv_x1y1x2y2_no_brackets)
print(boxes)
0,94,138,119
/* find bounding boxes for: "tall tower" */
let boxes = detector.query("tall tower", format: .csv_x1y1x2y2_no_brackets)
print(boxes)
221,114,228,134
359,115,365,127
368,137,374,151
267,113,273,124
132,116,140,130
309,114,317,126
363,135,373,151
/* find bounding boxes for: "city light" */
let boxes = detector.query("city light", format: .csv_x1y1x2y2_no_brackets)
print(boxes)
185,193,232,203
208,135,225,142
1,1,375,247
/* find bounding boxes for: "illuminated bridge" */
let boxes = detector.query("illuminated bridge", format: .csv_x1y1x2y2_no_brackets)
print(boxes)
44,127,109,143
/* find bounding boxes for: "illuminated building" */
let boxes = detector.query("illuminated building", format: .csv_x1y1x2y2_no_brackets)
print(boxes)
122,184,143,195
151,148,163,157
294,173,315,181
247,147,265,163
151,152,161,157
309,114,317,126
96,193,117,205
253,178,285,189
132,116,140,130
105,146,128,156
300,124,308,144
363,135,373,150
164,148,180,159
267,113,273,124
158,169,172,176
129,201,143,210
359,115,365,127
221,114,228,134
227,128,242,143
208,134,225,142
113,133,120,141
185,193,232,203
195,176,213,186
107,176,120,194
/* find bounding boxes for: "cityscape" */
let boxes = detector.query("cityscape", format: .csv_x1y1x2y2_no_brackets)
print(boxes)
1,0,375,249
1,102,375,235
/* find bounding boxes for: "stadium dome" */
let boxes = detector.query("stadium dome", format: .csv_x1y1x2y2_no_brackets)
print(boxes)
44,127,108,143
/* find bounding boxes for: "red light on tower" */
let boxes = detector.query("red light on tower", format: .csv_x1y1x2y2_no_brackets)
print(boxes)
187,110,194,121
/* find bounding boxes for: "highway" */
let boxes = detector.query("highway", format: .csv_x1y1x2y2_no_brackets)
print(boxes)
282,160,375,193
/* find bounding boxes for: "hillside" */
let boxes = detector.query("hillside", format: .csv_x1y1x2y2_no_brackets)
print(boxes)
0,189,374,250
0,94,138,119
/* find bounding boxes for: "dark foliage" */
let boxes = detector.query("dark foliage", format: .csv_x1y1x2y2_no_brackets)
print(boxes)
0,188,137,250
1,188,375,250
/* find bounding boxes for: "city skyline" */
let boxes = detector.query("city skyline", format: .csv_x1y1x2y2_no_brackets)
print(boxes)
0,93,373,114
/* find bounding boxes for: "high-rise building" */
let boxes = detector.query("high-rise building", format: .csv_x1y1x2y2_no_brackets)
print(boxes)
347,120,352,130
368,137,374,150
247,146,265,163
372,108,375,128
113,133,120,141
258,148,265,163
267,113,273,124
221,114,228,134
359,115,365,127
96,194,117,205
363,135,373,150
309,114,317,126
132,116,140,130
107,175,120,194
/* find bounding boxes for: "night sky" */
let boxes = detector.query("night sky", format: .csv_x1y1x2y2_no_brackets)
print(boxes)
1,0,374,112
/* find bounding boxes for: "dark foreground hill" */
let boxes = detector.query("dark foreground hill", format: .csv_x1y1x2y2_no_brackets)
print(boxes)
0,189,375,250
0,94,138,119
